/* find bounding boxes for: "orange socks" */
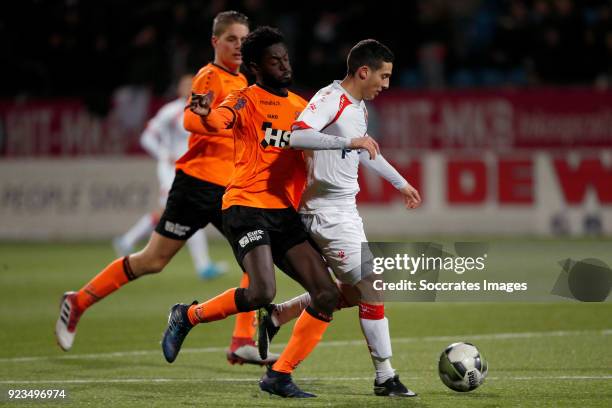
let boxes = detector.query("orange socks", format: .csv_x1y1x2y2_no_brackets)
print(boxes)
188,288,239,325
231,273,256,339
74,257,133,311
272,307,331,374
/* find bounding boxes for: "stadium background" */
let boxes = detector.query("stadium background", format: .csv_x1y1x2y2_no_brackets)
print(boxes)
0,1,610,407
2,0,612,239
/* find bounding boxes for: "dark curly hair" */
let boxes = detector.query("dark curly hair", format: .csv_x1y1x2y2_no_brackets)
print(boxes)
241,26,285,67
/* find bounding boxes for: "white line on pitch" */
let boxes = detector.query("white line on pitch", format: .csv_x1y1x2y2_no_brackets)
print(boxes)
1,376,611,385
0,329,608,364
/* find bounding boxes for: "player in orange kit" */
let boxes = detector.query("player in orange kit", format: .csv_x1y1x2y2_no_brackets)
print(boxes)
161,26,379,398
55,11,276,366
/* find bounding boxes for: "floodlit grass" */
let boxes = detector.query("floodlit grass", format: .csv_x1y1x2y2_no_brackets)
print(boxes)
0,240,610,407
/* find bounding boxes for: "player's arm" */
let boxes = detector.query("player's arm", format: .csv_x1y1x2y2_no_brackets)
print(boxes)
187,93,237,132
358,148,421,209
183,70,236,135
290,127,380,159
289,93,380,158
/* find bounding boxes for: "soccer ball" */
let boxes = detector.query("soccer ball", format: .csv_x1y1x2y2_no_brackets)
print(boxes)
438,342,488,392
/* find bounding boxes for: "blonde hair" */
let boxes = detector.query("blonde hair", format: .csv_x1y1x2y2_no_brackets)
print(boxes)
212,11,249,37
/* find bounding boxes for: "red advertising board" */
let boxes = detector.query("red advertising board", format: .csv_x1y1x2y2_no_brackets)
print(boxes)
2,89,612,157
0,97,163,157
371,89,612,150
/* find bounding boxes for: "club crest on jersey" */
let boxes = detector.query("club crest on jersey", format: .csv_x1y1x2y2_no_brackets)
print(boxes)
233,97,247,111
260,121,291,149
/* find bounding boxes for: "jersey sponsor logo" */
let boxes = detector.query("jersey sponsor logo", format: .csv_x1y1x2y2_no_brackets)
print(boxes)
308,103,317,112
260,122,292,149
233,97,247,111
259,99,280,106
267,113,279,120
341,148,353,159
238,229,265,247
164,221,191,237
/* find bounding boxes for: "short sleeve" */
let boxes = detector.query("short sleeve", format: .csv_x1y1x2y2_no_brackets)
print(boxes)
293,91,339,131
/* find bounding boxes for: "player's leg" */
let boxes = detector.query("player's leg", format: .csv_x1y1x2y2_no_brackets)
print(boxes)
265,264,417,397
259,209,339,398
186,229,210,272
56,232,185,351
258,260,416,397
225,270,273,365
263,210,415,396
113,212,159,256
353,270,412,397
189,245,277,325
257,213,346,358
257,280,358,359
186,228,227,279
323,210,415,397
204,207,271,365
268,240,338,367
113,163,170,257
55,170,201,351
161,244,278,363
161,206,279,363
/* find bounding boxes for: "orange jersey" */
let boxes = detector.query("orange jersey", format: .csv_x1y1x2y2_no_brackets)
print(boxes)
205,84,307,210
175,63,247,187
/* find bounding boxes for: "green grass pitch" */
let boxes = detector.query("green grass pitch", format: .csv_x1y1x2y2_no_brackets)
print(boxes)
0,239,610,407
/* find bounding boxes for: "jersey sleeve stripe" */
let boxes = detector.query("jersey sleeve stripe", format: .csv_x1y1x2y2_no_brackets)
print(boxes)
321,94,352,132
291,121,312,130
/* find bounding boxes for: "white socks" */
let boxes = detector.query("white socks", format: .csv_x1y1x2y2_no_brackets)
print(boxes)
359,307,395,383
272,292,311,326
186,229,211,271
121,214,155,248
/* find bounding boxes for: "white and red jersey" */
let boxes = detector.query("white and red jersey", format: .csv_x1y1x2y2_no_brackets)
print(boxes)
140,97,190,193
293,80,368,213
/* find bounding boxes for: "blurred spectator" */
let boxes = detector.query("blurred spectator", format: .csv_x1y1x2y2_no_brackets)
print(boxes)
2,0,612,104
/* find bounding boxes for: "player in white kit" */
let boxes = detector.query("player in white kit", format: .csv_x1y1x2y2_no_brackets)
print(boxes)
257,39,421,397
113,74,225,279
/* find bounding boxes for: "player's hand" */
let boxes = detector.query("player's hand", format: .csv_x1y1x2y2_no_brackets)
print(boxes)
189,92,211,117
400,182,421,209
349,135,380,159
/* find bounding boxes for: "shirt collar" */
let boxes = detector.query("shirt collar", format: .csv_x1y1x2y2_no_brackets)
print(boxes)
333,80,361,104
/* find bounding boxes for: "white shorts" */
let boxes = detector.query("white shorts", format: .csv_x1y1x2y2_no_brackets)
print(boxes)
158,162,175,207
300,209,372,285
